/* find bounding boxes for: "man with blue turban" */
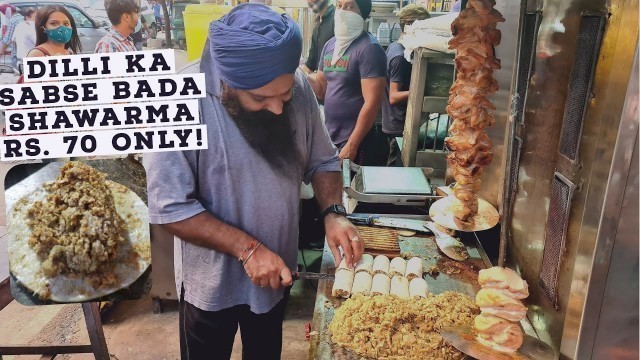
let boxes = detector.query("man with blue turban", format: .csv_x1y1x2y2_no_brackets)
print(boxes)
145,4,363,359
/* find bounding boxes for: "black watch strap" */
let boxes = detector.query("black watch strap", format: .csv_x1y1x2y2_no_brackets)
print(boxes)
321,204,347,218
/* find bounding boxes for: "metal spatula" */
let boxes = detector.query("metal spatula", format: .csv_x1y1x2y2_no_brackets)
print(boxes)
441,325,556,360
424,221,469,261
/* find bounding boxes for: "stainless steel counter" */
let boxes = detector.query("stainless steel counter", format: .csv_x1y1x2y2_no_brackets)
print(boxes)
307,228,492,360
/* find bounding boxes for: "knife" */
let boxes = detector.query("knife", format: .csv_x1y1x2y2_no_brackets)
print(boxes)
347,215,429,233
440,325,556,360
293,272,335,281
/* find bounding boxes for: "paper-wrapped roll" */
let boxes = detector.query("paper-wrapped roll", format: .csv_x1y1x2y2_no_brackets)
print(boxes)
332,269,355,298
405,257,424,280
351,271,373,295
336,258,354,273
371,273,391,295
390,275,410,299
372,255,390,276
409,277,429,298
355,254,374,274
389,257,406,277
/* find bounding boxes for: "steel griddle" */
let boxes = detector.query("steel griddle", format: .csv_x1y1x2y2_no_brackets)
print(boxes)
307,230,492,360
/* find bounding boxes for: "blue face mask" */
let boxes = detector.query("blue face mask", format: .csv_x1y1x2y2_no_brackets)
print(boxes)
44,25,73,44
135,17,142,33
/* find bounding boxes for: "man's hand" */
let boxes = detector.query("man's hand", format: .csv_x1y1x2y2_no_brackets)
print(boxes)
307,71,327,100
243,244,293,289
325,213,364,268
338,143,358,161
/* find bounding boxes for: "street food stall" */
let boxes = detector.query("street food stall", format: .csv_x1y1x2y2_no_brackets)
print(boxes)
306,0,638,358
0,0,634,358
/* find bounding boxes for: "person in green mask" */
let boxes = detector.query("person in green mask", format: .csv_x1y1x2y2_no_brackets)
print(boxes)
26,5,82,58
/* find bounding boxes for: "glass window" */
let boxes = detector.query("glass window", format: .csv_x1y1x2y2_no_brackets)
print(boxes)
67,7,93,28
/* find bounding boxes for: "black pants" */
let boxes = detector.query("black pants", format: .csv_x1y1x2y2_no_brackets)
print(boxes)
179,288,290,360
335,125,389,166
386,134,401,166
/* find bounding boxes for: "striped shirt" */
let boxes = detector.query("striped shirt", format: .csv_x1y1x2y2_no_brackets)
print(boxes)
94,27,136,53
3,14,23,46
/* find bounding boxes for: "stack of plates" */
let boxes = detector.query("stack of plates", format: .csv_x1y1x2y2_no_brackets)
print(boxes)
371,1,397,14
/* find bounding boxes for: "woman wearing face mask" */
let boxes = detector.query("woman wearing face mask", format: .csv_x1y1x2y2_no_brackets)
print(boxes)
13,7,37,74
21,5,80,163
26,5,82,58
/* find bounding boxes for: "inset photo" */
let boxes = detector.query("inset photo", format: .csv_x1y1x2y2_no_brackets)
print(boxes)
5,159,150,305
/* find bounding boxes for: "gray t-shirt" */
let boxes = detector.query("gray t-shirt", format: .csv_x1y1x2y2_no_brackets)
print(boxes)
319,32,386,144
382,42,412,135
145,47,340,314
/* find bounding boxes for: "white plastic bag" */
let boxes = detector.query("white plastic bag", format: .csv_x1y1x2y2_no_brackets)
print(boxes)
399,13,457,60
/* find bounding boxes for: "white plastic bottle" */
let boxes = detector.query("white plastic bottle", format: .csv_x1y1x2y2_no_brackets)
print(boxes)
391,22,402,41
376,21,390,45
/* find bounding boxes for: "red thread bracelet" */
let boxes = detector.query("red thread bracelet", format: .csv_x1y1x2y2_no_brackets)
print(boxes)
238,240,258,263
242,242,262,266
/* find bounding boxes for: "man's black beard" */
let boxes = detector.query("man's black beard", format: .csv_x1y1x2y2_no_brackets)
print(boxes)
221,85,301,177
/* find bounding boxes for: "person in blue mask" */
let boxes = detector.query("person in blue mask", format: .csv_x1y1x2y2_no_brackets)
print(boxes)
131,12,149,51
96,0,140,53
26,5,81,58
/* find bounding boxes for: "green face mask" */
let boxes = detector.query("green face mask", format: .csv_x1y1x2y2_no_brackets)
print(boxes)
44,25,73,44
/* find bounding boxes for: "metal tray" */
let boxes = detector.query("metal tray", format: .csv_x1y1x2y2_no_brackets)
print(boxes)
361,166,432,195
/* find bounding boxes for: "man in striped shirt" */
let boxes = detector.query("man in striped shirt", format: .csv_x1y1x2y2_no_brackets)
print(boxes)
0,6,22,70
95,0,139,53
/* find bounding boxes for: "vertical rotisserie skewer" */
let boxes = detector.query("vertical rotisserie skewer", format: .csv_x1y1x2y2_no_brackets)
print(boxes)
445,0,505,226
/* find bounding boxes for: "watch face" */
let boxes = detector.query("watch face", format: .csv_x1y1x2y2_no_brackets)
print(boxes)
324,204,347,218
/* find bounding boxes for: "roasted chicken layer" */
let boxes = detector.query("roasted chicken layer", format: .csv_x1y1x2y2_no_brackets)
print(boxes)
446,0,504,224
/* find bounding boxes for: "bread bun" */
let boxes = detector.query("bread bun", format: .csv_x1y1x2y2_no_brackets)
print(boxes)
478,267,529,299
475,288,527,322
474,313,524,352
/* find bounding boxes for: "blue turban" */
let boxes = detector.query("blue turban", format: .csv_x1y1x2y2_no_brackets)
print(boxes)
208,3,302,90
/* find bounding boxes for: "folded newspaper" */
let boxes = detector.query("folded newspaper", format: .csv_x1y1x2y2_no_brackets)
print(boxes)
399,13,458,61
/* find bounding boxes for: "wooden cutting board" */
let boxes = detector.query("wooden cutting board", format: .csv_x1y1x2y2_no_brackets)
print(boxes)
356,226,401,258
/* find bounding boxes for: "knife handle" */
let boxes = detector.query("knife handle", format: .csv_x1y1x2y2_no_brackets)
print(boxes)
282,271,303,282
346,215,372,226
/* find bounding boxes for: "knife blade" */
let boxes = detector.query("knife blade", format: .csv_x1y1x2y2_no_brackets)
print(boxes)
440,325,555,360
372,217,430,233
346,215,429,233
293,272,335,281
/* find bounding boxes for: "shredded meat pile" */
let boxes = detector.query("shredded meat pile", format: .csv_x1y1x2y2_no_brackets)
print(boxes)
445,0,505,226
27,161,126,287
329,292,479,359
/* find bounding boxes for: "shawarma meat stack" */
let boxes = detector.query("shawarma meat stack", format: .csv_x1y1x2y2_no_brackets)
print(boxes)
474,267,529,352
446,0,505,226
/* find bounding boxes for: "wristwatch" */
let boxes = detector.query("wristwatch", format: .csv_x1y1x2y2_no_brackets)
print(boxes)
321,204,347,218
